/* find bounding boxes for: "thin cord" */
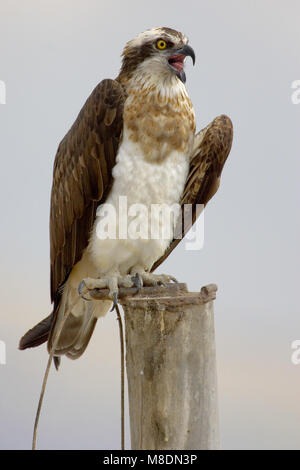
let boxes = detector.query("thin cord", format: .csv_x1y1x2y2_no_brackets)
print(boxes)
32,308,72,450
115,304,125,450
33,298,125,450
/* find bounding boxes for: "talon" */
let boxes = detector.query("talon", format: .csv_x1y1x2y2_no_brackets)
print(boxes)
78,280,92,301
78,280,86,296
131,273,143,293
110,292,118,312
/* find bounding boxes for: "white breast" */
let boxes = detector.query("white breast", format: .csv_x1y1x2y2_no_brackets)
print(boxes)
89,135,189,275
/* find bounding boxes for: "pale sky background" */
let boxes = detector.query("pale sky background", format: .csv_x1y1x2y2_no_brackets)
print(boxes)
0,0,299,450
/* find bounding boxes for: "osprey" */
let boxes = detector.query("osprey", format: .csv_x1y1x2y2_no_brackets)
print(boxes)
20,27,233,366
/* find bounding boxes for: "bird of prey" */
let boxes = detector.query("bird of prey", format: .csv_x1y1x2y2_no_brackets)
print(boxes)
19,27,233,366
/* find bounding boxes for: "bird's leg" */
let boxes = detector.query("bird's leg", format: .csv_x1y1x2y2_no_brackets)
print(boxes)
78,272,134,309
130,266,178,291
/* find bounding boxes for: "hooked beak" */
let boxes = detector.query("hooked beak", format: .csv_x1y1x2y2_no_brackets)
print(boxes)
176,44,196,65
168,44,196,83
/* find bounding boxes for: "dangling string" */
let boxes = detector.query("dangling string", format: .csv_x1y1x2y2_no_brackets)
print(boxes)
115,304,125,450
32,301,74,450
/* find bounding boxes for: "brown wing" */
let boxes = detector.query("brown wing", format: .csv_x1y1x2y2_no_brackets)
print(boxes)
50,79,125,305
151,114,233,271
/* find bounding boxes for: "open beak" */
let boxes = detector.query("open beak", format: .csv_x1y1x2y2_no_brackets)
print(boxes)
168,44,196,83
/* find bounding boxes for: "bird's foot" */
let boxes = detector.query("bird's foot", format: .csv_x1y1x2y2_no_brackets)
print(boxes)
78,270,178,310
78,273,134,310
130,267,178,290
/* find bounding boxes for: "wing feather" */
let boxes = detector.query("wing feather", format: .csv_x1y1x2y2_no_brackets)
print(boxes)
152,114,233,271
50,79,125,304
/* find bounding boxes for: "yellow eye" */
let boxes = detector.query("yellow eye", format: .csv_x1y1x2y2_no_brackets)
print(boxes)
156,39,167,50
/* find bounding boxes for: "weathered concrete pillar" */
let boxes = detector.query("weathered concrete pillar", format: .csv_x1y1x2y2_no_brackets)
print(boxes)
121,283,219,450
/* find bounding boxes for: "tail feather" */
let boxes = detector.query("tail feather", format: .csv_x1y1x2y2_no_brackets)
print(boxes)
19,313,53,350
19,286,111,362
47,285,111,360
48,310,98,360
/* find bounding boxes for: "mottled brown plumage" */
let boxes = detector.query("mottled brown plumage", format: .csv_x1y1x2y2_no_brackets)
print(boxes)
50,79,125,306
124,86,195,162
20,79,125,353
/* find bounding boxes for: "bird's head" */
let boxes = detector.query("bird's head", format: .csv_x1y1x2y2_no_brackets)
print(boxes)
118,27,195,85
